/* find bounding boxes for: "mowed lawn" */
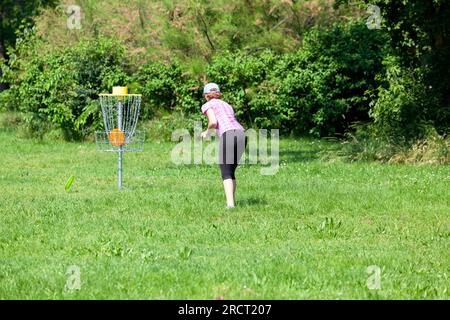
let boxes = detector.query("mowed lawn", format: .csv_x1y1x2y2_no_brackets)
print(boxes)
0,131,448,299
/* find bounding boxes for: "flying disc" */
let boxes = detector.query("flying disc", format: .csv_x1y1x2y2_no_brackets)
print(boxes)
109,128,125,146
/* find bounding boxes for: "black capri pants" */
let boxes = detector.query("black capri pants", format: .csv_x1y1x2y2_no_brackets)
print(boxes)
219,129,246,180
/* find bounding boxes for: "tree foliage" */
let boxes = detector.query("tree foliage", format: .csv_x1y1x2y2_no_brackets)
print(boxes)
336,0,450,137
0,0,57,59
0,0,448,143
1,29,129,139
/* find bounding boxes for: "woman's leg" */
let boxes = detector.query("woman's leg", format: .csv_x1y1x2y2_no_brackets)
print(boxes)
232,131,245,201
219,130,246,208
223,178,235,207
220,131,235,207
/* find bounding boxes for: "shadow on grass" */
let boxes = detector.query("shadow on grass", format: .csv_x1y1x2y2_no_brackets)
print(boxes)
280,138,342,163
280,149,322,162
236,197,268,207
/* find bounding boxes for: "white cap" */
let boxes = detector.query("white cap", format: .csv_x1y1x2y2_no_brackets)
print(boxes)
203,83,220,94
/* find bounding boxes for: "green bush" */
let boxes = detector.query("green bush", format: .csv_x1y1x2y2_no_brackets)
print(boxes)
132,60,203,120
141,111,199,142
206,50,278,127
334,0,450,140
267,22,387,136
0,22,392,140
205,22,386,136
133,61,182,114
1,28,129,140
370,56,446,141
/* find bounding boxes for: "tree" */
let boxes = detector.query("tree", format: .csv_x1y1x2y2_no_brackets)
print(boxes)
0,0,57,89
336,0,450,135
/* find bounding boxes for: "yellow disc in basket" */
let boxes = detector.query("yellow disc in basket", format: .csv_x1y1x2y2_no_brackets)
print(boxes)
109,129,125,146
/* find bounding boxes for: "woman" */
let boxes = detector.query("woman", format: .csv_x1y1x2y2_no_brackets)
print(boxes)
200,83,246,209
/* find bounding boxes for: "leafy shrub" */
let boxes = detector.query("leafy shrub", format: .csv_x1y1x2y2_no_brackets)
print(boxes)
205,22,386,136
369,56,444,141
206,50,278,127
141,111,200,142
132,60,203,120
1,28,129,140
133,61,183,113
264,22,387,136
0,21,415,142
205,49,313,130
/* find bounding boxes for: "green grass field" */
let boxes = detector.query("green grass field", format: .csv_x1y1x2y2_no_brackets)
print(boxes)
0,131,448,299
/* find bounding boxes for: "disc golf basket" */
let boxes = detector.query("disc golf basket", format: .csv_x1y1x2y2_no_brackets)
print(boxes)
95,86,144,190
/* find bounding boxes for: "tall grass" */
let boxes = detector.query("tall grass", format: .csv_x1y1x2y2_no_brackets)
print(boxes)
338,123,450,164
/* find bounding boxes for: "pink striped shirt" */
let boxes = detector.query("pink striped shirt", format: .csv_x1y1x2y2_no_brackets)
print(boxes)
201,98,245,136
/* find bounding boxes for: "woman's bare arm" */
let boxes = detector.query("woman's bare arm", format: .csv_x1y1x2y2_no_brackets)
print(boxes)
202,108,217,138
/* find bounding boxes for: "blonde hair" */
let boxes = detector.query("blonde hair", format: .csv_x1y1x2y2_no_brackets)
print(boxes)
205,91,222,100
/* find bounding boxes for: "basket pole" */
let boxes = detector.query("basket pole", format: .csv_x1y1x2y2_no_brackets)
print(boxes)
97,87,143,190
118,99,123,190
